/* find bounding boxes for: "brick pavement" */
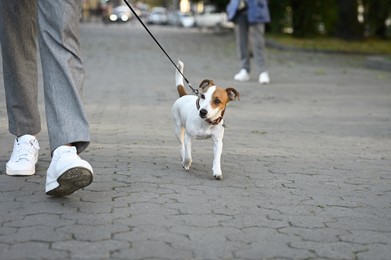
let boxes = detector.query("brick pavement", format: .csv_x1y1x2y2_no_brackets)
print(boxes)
0,22,390,259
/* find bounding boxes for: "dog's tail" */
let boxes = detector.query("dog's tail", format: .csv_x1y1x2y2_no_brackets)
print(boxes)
176,60,187,97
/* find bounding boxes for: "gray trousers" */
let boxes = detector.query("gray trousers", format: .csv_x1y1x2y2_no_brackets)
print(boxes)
0,0,90,154
234,11,268,74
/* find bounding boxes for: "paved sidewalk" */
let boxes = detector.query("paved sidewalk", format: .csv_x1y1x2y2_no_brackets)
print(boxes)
0,23,390,259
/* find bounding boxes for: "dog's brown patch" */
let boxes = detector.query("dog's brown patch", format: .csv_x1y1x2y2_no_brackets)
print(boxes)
211,87,230,111
210,87,240,110
177,84,187,97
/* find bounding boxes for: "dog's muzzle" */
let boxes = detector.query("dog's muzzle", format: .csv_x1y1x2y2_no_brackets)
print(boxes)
199,109,208,118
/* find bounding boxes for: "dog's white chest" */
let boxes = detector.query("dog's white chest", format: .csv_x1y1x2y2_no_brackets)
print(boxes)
188,125,214,140
196,133,212,140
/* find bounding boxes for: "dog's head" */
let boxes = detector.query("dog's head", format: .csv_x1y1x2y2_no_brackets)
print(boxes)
197,79,240,122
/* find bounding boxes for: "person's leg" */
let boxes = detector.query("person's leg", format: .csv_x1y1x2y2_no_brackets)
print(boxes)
250,23,270,84
234,11,250,73
250,23,268,74
37,0,93,196
0,1,41,176
0,0,41,136
37,0,90,154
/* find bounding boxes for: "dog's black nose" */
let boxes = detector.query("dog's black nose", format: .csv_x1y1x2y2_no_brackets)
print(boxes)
199,109,207,118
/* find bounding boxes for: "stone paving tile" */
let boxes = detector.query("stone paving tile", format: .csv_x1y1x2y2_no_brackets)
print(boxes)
0,23,391,259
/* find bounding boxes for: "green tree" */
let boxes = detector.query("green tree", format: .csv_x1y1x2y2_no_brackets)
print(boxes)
212,0,390,39
335,0,363,40
268,0,291,33
362,0,391,38
290,0,319,37
290,0,337,38
202,0,228,11
214,0,229,11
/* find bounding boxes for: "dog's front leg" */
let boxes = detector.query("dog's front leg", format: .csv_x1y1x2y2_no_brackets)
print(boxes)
212,136,223,180
182,133,192,170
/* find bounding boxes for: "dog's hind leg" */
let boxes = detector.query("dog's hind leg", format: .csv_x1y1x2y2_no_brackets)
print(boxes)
174,124,184,157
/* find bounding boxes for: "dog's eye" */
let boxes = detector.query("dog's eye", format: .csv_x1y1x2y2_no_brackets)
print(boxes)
214,98,221,105
200,94,205,99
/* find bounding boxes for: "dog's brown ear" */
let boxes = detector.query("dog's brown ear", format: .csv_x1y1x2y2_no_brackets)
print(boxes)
226,88,240,101
199,79,214,92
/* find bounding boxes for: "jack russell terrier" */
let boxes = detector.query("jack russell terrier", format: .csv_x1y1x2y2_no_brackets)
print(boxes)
171,60,240,180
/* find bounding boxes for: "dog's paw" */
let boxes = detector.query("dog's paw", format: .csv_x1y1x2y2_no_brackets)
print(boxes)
213,174,223,180
182,159,192,171
213,167,222,180
213,169,223,180
213,175,223,181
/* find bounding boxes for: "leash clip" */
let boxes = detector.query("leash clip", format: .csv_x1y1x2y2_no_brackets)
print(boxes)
188,83,199,96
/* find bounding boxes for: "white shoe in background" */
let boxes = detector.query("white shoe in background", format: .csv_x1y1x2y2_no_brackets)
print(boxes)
234,69,250,82
259,71,271,84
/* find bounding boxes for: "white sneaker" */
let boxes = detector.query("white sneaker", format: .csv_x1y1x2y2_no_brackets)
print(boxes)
259,71,271,84
45,146,93,197
6,135,40,176
234,69,250,82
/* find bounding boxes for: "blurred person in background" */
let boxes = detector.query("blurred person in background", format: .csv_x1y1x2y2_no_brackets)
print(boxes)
227,0,271,84
0,0,93,196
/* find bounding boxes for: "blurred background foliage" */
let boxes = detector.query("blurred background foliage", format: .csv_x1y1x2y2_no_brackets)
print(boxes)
106,0,391,39
212,0,391,40
95,0,391,53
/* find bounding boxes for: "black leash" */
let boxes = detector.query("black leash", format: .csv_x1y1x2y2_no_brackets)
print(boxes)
122,0,199,95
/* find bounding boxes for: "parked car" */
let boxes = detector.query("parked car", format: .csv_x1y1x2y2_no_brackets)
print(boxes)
108,5,133,22
168,11,195,28
147,7,168,25
195,5,233,31
180,13,195,28
168,10,181,26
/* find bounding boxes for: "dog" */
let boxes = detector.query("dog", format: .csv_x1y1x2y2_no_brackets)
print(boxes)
171,60,240,180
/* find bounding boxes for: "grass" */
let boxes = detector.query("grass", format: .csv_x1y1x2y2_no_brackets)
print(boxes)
268,34,391,55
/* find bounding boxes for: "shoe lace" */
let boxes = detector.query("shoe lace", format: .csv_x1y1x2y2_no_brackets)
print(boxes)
15,139,39,162
53,146,79,161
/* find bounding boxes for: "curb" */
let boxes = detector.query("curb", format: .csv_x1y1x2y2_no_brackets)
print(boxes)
366,56,391,72
266,39,391,73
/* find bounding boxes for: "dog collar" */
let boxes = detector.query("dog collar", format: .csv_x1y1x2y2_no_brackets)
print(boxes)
196,97,225,125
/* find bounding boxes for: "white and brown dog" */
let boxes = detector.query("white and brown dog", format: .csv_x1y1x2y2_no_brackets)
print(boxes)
171,60,240,180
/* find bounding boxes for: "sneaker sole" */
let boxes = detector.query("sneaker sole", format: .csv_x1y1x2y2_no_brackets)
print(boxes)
6,159,38,176
46,167,93,197
234,78,250,82
6,168,36,176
